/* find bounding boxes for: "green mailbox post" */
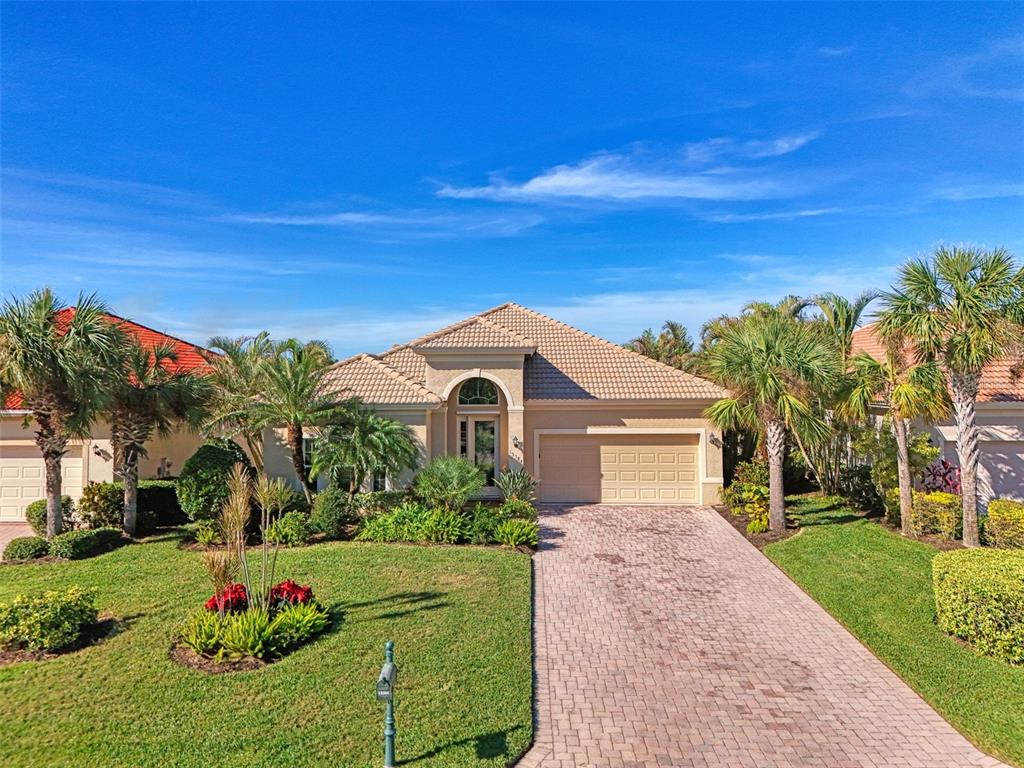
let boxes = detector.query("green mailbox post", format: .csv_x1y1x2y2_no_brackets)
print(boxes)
375,641,397,768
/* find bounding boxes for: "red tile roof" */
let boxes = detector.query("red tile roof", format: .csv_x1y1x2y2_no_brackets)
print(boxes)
3,309,211,410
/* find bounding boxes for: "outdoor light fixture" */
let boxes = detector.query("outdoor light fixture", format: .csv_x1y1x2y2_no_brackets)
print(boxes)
512,436,524,450
708,432,723,448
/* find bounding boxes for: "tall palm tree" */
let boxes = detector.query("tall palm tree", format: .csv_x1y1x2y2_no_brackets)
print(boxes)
203,333,274,471
251,338,354,499
311,408,419,495
840,347,950,534
626,321,696,370
0,289,124,537
108,341,210,535
878,246,1024,546
813,291,879,363
703,313,843,530
701,294,810,346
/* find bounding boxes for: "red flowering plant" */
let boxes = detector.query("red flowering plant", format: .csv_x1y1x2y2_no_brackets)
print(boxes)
922,459,961,494
269,579,315,610
204,582,248,613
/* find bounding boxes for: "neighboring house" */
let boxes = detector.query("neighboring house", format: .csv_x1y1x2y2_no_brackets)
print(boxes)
851,322,1024,503
301,303,729,504
0,313,210,522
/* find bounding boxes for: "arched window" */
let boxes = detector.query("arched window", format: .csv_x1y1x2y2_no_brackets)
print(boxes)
458,377,499,405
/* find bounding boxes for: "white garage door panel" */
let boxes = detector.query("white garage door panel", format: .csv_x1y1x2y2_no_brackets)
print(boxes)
0,446,84,522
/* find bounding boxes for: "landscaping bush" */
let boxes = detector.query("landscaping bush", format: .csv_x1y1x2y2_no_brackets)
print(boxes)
78,482,123,529
136,479,188,527
745,513,769,534
467,503,501,545
177,439,252,521
193,519,221,547
25,496,74,537
933,548,1024,665
495,468,537,502
180,609,224,656
420,509,468,544
414,456,485,512
264,510,312,547
0,586,98,652
310,487,354,538
355,501,430,542
352,490,409,517
721,460,769,515
836,464,883,514
922,459,962,494
499,498,537,521
987,499,1024,549
3,536,50,562
909,491,962,540
494,519,539,548
852,426,938,509
48,527,125,560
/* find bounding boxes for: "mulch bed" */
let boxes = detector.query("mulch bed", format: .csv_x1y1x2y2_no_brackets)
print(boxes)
714,506,796,550
0,615,120,666
168,644,268,674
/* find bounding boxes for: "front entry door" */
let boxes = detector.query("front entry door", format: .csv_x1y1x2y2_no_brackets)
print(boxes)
459,416,498,485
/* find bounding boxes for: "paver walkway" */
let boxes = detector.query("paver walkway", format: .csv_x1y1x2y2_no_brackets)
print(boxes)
0,523,33,557
517,504,1006,768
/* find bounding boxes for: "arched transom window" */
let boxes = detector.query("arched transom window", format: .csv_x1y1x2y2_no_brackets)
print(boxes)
458,377,499,405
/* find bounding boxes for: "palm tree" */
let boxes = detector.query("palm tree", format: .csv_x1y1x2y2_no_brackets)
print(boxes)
204,333,274,471
813,291,879,363
703,313,843,530
878,246,1024,546
0,289,123,537
840,347,950,534
311,408,419,495
627,320,698,371
251,338,354,499
108,341,210,535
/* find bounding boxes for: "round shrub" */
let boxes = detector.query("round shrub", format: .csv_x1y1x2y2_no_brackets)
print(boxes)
49,527,125,560
265,511,312,547
3,536,50,562
177,439,252,521
933,548,1024,665
25,496,74,537
468,503,501,545
499,498,537,521
0,585,98,652
909,491,962,540
78,482,123,529
420,509,468,544
494,519,539,548
987,499,1024,549
413,456,485,512
310,487,353,539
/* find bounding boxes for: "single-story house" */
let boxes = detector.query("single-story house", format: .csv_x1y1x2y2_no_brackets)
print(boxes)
316,303,728,505
0,314,210,522
851,322,1024,503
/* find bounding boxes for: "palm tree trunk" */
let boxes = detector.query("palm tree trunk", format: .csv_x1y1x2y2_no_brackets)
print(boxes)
122,447,139,536
35,412,65,538
764,418,787,531
951,371,982,547
891,417,914,536
285,423,315,501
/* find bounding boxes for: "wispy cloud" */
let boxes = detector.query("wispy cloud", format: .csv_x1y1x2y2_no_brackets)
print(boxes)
817,46,855,57
905,36,1024,101
683,132,821,163
702,206,844,223
2,167,213,210
932,181,1024,201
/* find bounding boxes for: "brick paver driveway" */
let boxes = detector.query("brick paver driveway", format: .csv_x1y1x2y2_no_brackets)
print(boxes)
518,505,1005,768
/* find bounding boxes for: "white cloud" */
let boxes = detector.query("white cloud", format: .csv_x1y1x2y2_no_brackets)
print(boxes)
905,36,1024,101
683,132,821,163
703,206,844,223
213,209,544,238
817,46,855,57
932,182,1024,201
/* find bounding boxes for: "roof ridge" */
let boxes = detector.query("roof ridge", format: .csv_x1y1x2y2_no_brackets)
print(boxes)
364,355,440,401
471,315,537,346
102,310,213,355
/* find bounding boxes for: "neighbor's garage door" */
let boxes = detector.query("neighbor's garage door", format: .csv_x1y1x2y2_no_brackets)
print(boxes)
538,434,700,504
0,446,84,522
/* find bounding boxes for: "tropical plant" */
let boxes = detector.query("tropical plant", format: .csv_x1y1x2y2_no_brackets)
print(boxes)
878,246,1024,546
467,503,502,545
0,586,98,652
494,519,539,548
176,439,252,521
309,486,354,538
413,456,486,512
355,501,430,542
311,409,418,495
499,498,537,521
107,340,209,535
703,313,843,530
851,426,938,524
626,321,697,371
0,289,124,537
265,510,312,547
494,468,537,502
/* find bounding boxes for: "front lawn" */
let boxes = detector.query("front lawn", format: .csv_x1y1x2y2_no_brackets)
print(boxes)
765,496,1024,767
0,535,532,767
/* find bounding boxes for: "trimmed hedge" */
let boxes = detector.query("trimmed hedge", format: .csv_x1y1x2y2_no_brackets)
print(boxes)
3,536,50,562
909,491,962,540
78,482,123,529
177,439,252,521
987,499,1024,549
933,548,1024,665
0,586,98,652
48,528,125,560
24,496,75,537
310,487,354,538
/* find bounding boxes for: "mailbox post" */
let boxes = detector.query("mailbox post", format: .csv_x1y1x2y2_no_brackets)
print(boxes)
375,640,397,768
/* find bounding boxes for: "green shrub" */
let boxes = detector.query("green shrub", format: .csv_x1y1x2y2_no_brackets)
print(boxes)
494,519,539,548
722,461,770,528
25,496,74,537
180,609,224,656
836,464,883,514
193,519,221,547
852,427,938,506
177,439,252,521
180,602,329,660
352,490,409,517
467,503,501,545
219,608,277,660
909,491,962,540
0,586,98,652
499,497,537,521
265,511,312,547
3,536,50,561
420,509,468,544
135,479,187,528
987,499,1024,549
414,456,485,512
310,487,354,538
355,501,429,542
933,548,1024,664
48,527,125,560
884,487,902,527
268,602,330,651
78,482,123,529
745,512,769,534
495,468,537,502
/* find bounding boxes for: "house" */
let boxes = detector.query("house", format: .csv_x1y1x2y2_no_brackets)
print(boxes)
308,303,729,504
851,322,1024,503
0,313,210,522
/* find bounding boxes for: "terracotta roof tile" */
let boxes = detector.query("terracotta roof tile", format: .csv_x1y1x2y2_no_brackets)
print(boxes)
322,354,441,405
410,316,536,350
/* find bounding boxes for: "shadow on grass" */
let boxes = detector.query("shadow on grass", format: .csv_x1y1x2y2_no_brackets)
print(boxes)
341,591,451,622
786,496,868,528
398,724,528,764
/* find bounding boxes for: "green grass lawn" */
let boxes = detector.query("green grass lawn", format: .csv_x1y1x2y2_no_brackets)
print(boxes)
765,496,1024,767
0,535,532,768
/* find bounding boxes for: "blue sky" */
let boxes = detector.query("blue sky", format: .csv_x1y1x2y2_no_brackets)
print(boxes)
2,2,1023,356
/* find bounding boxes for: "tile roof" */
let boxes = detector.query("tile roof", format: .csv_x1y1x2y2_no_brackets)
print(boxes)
851,323,1023,403
329,302,727,405
3,309,211,410
322,354,441,405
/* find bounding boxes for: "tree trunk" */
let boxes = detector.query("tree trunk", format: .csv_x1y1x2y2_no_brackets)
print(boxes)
951,371,982,547
891,417,914,536
122,447,139,536
43,452,63,539
764,418,787,531
286,423,315,501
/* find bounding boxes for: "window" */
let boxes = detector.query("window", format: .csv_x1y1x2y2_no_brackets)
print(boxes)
372,470,387,492
302,437,315,478
458,377,499,405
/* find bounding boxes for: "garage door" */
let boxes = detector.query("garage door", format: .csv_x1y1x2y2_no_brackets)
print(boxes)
538,434,700,504
0,446,84,522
